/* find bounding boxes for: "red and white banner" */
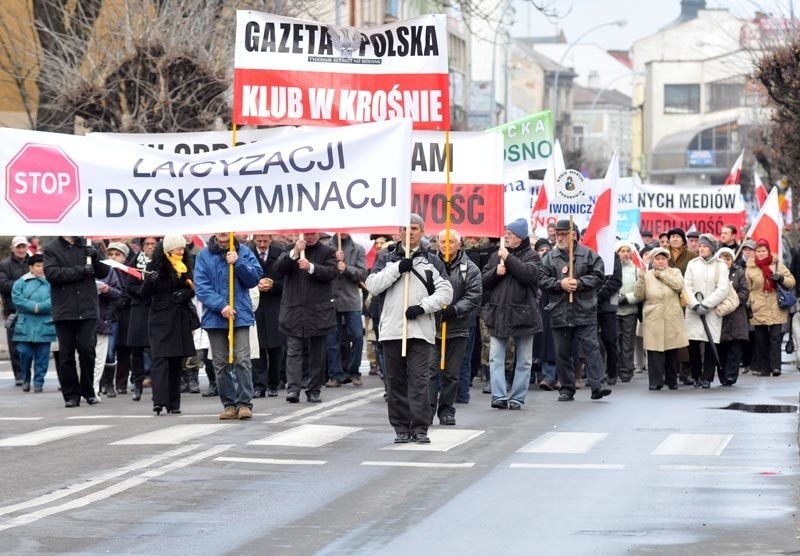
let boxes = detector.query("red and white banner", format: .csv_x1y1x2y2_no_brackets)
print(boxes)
0,119,413,236
583,150,619,275
636,183,746,237
748,186,783,261
233,12,449,130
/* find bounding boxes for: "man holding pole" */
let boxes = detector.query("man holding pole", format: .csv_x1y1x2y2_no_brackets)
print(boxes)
194,232,262,420
538,220,611,402
366,214,453,445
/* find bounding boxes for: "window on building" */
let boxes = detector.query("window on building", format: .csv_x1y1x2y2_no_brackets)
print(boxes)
664,84,700,114
706,76,745,112
385,0,399,19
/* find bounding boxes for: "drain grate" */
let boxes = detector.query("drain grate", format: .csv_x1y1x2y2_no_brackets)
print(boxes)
719,402,797,413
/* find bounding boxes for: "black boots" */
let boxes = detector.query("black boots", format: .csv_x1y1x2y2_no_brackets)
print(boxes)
132,384,143,401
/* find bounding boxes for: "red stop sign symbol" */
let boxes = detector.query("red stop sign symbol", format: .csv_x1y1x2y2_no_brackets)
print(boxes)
5,143,80,223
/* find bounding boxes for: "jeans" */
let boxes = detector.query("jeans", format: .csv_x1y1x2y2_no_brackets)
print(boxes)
541,361,557,383
489,335,534,404
456,312,478,402
207,327,254,409
16,342,50,387
326,311,364,380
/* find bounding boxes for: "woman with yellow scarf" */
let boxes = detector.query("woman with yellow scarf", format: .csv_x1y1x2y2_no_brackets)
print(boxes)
141,234,198,415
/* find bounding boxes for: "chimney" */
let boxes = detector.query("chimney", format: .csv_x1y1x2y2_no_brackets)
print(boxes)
680,0,706,21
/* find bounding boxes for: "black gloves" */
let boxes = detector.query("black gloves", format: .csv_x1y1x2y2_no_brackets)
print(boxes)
440,306,457,321
692,304,708,316
405,305,425,320
83,264,95,278
172,289,192,304
771,273,783,284
618,295,629,306
398,258,413,273
145,270,160,282
85,245,98,261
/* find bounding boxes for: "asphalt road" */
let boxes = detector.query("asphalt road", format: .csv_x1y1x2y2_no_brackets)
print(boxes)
0,357,797,555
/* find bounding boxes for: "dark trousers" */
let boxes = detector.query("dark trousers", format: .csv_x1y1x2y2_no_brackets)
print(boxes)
286,335,326,396
55,319,98,403
753,324,783,373
597,311,618,379
429,336,468,420
252,345,286,390
5,321,21,380
553,324,605,395
457,313,478,402
617,314,637,379
647,349,678,388
382,339,432,435
151,356,182,410
718,340,742,384
688,340,718,382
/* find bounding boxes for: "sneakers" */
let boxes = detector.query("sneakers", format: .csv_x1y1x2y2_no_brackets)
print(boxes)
21,382,30,392
219,406,238,420
440,415,456,426
590,387,612,400
237,406,253,420
491,398,508,409
557,392,574,402
202,383,218,397
325,379,342,388
351,376,363,386
412,432,431,444
508,400,522,410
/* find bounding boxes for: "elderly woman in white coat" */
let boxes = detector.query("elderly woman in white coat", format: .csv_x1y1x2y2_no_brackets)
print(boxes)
683,234,730,388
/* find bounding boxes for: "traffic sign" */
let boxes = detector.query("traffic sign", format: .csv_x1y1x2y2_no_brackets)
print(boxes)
5,143,80,223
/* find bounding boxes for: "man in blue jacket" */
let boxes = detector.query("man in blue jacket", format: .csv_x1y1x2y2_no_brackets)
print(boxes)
194,232,262,420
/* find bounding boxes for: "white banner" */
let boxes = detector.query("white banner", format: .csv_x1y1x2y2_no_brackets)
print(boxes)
0,119,413,236
234,12,449,129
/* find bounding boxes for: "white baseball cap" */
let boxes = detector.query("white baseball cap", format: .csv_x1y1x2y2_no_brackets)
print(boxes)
11,236,28,247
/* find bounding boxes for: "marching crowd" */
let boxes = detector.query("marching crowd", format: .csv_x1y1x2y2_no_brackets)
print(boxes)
0,216,798,444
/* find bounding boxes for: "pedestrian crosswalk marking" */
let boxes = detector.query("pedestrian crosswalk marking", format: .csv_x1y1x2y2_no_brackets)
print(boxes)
383,429,484,452
517,432,609,454
652,434,732,456
110,424,228,445
510,463,625,470
215,456,326,466
0,425,112,447
298,391,384,424
265,388,382,424
361,461,475,468
248,424,361,448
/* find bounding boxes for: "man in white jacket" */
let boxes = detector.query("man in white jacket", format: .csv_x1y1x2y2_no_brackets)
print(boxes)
366,215,453,445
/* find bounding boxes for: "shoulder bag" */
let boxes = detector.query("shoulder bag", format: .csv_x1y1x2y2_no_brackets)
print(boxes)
714,263,740,317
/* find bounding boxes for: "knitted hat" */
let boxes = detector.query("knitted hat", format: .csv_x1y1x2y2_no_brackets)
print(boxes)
667,227,687,245
106,241,130,258
534,238,551,251
615,240,633,253
505,218,529,240
698,233,717,253
162,234,186,254
716,247,735,261
27,253,43,266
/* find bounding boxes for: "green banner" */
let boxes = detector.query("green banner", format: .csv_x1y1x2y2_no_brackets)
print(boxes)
488,110,554,171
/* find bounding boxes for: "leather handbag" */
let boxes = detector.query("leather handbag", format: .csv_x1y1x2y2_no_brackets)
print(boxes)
714,284,740,317
777,284,797,310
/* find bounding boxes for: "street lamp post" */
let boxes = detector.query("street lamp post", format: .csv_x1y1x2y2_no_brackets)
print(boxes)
551,19,627,132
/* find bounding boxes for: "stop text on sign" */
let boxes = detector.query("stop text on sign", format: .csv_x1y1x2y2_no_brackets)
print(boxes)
13,171,71,195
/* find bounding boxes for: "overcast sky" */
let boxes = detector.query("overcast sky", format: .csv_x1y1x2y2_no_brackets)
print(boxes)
511,0,797,50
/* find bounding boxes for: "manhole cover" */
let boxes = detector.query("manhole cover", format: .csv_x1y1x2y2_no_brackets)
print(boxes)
719,402,797,413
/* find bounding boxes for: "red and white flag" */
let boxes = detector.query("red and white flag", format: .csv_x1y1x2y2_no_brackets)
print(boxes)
582,149,620,275
531,140,564,223
747,186,783,261
753,167,768,208
724,150,744,185
626,222,646,270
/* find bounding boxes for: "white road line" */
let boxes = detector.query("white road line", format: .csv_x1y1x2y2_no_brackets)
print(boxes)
383,429,484,452
111,424,229,445
659,464,780,473
248,424,361,448
215,456,326,466
0,444,232,532
265,388,382,424
0,418,43,421
66,415,153,420
0,445,200,517
517,432,609,454
361,461,475,468
652,434,732,456
510,463,626,470
179,414,271,418
0,425,113,447
298,392,384,423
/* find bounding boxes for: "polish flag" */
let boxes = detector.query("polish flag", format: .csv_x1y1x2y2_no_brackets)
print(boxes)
753,169,767,208
747,186,783,261
627,222,647,270
531,140,564,222
724,150,744,185
582,149,620,275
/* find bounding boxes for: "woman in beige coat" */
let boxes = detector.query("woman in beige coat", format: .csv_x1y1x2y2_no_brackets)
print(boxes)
634,248,689,390
745,239,795,376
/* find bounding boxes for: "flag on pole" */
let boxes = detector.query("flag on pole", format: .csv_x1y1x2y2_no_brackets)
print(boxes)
753,168,767,208
747,186,783,262
101,259,143,280
531,140,564,222
626,223,647,270
724,150,744,185
582,149,620,275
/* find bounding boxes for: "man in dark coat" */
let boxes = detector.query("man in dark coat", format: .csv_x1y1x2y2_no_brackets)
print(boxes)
43,236,109,407
0,236,30,385
250,234,286,398
538,220,611,402
595,252,622,385
430,228,482,425
482,218,542,410
275,231,338,404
